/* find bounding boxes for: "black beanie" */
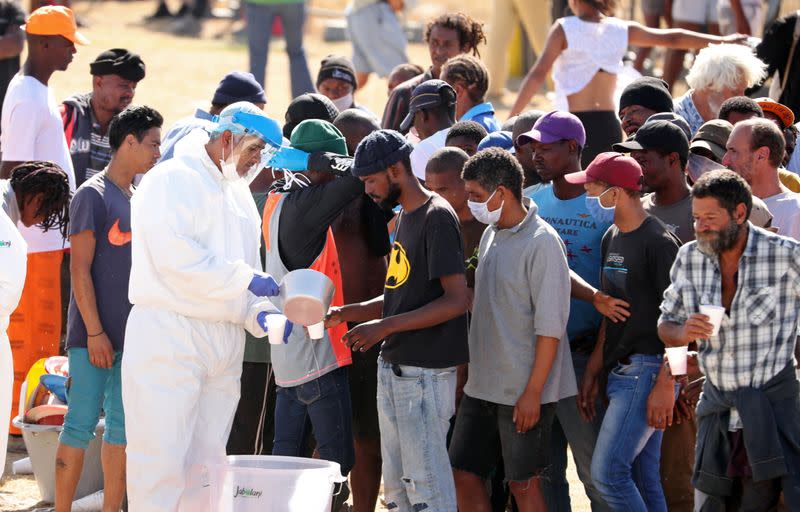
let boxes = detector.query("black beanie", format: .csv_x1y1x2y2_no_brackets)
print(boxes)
90,48,146,82
316,55,357,90
283,93,339,139
352,129,413,177
619,77,674,114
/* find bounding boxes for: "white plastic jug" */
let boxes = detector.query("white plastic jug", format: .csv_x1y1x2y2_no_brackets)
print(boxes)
209,455,346,512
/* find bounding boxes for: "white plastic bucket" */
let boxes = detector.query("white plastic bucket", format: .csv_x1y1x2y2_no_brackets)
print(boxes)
209,455,346,512
11,416,105,503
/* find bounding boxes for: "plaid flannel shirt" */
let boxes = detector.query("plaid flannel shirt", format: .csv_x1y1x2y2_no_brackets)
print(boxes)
659,224,800,393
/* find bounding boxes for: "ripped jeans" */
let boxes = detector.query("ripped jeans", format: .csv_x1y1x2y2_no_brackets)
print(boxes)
377,356,457,511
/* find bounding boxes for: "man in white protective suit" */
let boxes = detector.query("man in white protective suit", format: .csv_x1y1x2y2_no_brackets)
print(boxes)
121,101,291,511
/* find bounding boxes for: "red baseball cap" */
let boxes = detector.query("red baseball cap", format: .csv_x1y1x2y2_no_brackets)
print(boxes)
564,152,643,191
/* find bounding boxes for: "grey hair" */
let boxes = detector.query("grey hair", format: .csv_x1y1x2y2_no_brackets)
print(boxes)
686,44,767,92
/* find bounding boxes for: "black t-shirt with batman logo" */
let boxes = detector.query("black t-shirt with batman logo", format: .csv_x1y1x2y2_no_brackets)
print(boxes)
382,194,469,368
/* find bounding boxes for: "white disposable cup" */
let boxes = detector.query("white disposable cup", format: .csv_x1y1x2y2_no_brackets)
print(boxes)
307,321,325,340
699,304,725,336
266,314,288,345
665,346,689,375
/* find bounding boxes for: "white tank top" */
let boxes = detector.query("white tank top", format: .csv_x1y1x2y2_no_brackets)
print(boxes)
552,16,629,97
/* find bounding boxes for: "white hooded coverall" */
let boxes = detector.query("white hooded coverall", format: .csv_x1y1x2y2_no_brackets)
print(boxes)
122,130,277,511
0,207,26,478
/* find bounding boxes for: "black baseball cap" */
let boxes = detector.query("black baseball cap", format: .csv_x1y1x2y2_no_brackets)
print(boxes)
613,120,689,162
399,79,456,132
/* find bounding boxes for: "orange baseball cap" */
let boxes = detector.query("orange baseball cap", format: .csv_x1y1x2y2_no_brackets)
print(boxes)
22,6,89,45
755,97,795,129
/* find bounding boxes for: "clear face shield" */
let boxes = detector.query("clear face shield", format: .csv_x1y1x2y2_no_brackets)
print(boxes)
686,152,727,183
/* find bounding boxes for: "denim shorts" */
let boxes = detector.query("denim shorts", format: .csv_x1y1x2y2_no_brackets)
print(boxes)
60,348,126,449
449,394,557,482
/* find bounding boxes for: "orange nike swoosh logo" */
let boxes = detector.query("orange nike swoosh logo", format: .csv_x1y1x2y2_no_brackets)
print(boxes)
108,219,132,246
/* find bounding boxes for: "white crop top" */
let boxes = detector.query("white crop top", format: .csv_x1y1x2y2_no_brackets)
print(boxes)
552,16,629,97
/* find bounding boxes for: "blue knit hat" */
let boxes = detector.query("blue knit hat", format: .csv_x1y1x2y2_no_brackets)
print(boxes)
212,71,267,106
352,129,413,177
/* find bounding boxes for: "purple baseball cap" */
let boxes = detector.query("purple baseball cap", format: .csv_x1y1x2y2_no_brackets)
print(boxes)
516,110,586,147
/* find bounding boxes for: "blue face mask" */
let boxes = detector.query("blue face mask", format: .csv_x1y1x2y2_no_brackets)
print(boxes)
585,187,616,223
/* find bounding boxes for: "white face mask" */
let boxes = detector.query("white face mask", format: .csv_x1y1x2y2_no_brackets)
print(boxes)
467,189,503,226
220,137,242,181
331,93,354,112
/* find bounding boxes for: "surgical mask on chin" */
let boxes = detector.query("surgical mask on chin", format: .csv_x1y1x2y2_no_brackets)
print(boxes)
467,189,503,226
331,93,353,112
585,188,616,223
220,140,242,181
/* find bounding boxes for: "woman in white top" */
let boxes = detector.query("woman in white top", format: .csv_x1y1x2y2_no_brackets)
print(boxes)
509,0,745,166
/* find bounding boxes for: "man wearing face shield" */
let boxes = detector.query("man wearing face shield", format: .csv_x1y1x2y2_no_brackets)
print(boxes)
121,101,287,511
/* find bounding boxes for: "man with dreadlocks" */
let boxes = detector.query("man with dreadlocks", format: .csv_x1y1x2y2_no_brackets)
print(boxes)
381,12,486,135
441,54,500,134
0,160,69,474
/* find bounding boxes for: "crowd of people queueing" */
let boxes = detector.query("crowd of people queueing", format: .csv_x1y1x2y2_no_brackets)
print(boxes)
1,2,800,512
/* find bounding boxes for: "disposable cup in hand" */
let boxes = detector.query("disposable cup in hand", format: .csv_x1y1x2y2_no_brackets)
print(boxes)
665,346,689,375
307,321,325,340
699,305,725,336
266,314,288,345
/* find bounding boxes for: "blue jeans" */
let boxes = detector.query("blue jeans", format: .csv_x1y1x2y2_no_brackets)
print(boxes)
377,356,457,512
245,1,315,98
591,354,668,512
273,366,355,475
543,351,611,511
60,348,126,449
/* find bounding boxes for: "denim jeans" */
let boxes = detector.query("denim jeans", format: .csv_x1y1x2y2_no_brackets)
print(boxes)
272,366,355,475
245,1,315,98
543,351,611,512
591,354,668,512
377,356,457,512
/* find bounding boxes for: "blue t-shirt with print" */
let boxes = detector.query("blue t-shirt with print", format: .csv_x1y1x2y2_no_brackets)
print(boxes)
532,184,611,341
66,172,134,352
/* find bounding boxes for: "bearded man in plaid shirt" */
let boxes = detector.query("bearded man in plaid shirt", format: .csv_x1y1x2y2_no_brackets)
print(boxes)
657,169,800,511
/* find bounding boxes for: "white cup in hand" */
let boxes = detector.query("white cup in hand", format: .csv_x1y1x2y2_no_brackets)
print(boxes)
665,346,688,375
699,304,725,336
307,321,325,340
266,314,289,345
